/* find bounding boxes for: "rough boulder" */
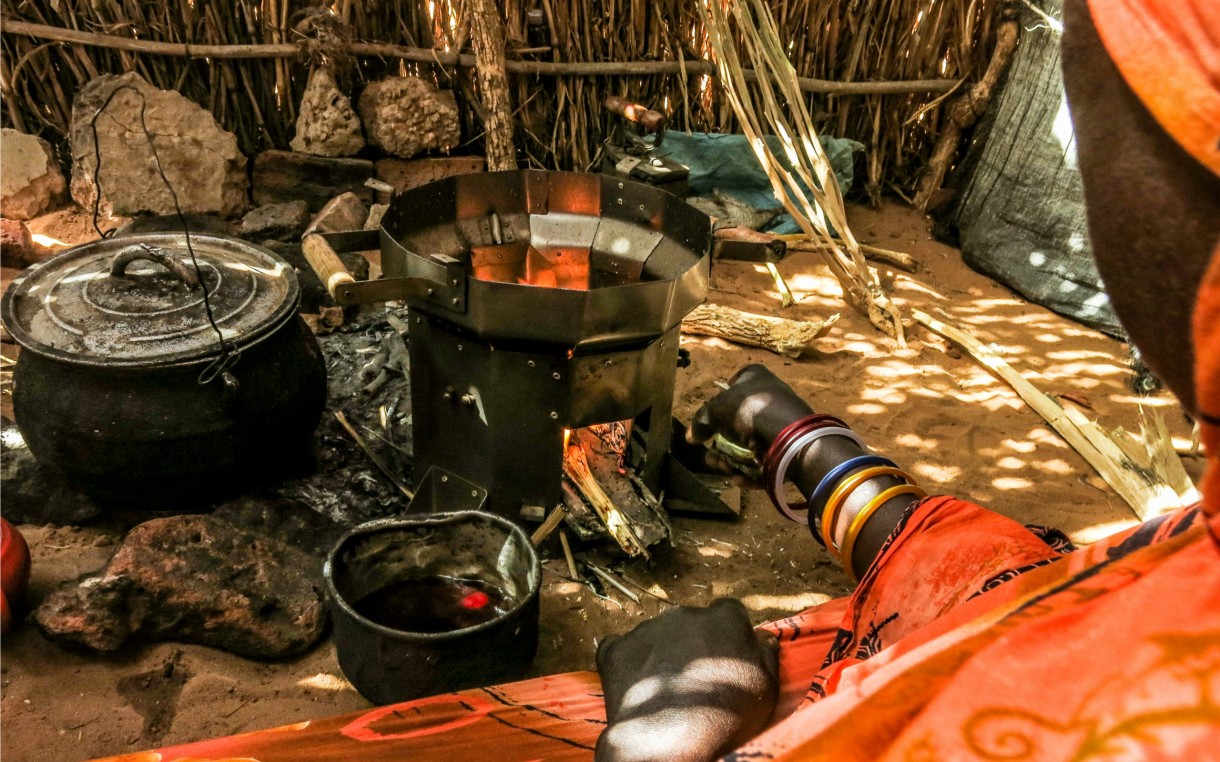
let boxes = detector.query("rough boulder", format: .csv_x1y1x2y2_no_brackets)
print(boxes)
290,67,365,158
357,76,461,159
69,73,248,218
34,515,326,658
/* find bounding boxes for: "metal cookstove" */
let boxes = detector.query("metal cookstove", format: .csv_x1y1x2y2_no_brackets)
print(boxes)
306,170,736,523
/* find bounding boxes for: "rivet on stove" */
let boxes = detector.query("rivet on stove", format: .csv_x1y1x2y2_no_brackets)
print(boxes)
550,411,559,419
441,475,449,482
457,344,463,351
604,359,613,366
552,372,561,380
528,360,536,367
426,288,434,295
451,298,460,306
638,205,645,212
471,490,479,497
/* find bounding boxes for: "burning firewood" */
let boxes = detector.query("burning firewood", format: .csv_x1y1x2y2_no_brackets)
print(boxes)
562,439,650,558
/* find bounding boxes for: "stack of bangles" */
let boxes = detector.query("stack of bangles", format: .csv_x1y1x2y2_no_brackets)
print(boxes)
761,414,927,579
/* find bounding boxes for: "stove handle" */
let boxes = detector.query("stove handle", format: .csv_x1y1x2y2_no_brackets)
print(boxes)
303,231,464,310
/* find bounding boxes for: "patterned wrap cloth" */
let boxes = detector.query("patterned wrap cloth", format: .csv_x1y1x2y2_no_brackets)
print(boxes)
98,2,1220,758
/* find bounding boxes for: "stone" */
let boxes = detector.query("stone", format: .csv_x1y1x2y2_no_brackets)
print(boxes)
308,192,367,235
374,157,485,197
34,515,327,659
1,219,37,268
69,73,248,218
357,77,461,159
252,150,374,211
0,129,66,220
289,67,365,158
112,213,234,239
239,201,311,243
0,422,102,525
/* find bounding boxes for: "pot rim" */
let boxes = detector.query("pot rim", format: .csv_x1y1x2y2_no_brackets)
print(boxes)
0,233,301,369
324,511,542,642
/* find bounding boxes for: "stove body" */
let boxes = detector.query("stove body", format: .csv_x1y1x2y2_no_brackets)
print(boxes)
316,170,719,524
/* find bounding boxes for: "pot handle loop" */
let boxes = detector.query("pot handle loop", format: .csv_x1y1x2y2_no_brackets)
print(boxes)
109,244,202,290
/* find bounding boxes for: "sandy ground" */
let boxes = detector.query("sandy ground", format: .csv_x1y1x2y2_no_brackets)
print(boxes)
0,201,1205,761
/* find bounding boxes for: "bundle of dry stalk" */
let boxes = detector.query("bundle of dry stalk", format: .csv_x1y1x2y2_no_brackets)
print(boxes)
1,0,999,199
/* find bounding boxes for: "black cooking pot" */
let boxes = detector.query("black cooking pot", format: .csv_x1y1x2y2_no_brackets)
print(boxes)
0,233,326,510
324,511,542,705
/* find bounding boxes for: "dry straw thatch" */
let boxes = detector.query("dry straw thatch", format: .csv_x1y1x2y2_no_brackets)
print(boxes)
1,0,1000,200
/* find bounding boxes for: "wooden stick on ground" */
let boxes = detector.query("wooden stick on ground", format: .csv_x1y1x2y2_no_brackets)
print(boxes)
530,504,567,546
558,530,580,579
911,309,1199,521
334,411,415,500
682,303,839,358
586,563,641,604
563,442,649,558
779,238,918,273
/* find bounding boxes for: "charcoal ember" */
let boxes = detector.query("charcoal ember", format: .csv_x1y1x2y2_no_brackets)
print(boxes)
269,310,414,526
34,515,327,659
239,200,311,243
0,422,101,525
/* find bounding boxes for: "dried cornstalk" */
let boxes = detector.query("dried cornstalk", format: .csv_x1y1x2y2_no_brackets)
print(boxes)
682,303,838,358
563,442,649,558
702,0,905,342
911,309,1199,521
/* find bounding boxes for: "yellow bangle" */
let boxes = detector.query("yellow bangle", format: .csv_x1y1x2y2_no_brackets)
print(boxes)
819,466,911,555
841,484,927,581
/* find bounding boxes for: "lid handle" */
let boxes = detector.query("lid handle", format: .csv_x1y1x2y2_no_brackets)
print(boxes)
109,244,201,290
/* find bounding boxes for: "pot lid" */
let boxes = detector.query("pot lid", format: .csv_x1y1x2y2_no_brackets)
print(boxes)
0,233,300,367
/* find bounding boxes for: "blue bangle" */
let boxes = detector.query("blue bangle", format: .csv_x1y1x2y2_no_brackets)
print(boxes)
808,454,899,539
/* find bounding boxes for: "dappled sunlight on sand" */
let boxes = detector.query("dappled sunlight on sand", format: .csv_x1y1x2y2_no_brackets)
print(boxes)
680,202,1204,547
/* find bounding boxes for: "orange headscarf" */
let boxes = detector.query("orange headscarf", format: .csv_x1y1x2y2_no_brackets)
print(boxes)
1089,0,1220,175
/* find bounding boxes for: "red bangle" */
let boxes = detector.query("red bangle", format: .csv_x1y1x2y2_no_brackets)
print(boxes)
762,414,848,519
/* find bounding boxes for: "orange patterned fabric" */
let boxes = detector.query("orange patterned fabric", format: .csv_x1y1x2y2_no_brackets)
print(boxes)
1087,0,1220,175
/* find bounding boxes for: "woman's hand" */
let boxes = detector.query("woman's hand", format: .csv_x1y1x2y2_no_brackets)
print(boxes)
595,598,780,762
687,364,813,455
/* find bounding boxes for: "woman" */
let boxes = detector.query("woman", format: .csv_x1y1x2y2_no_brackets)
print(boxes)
100,1,1220,760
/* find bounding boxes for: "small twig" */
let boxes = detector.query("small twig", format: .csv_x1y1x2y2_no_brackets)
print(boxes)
530,504,567,546
558,530,580,579
766,262,795,307
586,562,641,603
334,411,414,500
616,570,674,605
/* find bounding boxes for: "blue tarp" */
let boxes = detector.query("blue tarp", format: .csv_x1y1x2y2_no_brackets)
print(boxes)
653,132,863,234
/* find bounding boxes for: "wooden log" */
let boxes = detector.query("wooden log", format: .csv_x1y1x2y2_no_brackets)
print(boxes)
1,20,960,96
682,303,839,358
913,17,1020,212
467,0,516,171
780,237,918,273
252,151,373,211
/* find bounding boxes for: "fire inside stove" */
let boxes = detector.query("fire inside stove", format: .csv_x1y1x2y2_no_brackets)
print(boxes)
471,244,592,290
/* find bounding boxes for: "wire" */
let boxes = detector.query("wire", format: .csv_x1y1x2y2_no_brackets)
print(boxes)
88,84,239,384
